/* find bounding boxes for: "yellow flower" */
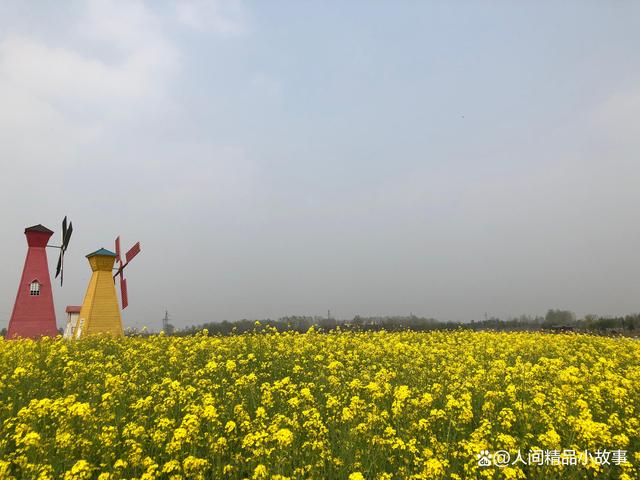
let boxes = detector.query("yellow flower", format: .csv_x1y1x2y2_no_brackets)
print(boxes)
274,428,294,446
68,402,92,419
64,460,92,480
423,458,446,477
328,360,343,371
253,464,268,479
183,456,209,475
225,420,236,433
162,460,181,473
20,431,41,447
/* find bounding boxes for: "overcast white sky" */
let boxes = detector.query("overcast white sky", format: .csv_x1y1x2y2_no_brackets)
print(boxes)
1,1,640,330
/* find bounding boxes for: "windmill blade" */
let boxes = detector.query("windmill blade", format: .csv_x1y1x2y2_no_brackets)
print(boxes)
55,250,65,286
115,236,122,265
55,251,63,279
63,222,73,251
125,242,141,263
120,276,129,309
62,216,68,242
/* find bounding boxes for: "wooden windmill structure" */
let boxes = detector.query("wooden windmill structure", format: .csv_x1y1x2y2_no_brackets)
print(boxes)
74,236,140,338
6,218,73,339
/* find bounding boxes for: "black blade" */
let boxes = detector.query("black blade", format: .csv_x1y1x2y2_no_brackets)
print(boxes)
62,216,67,241
55,251,62,278
63,222,73,250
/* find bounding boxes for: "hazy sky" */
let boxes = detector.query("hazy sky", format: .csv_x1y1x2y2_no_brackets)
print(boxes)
1,1,640,330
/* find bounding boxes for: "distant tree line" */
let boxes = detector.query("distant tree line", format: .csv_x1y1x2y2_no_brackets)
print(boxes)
2,309,638,338
171,309,640,337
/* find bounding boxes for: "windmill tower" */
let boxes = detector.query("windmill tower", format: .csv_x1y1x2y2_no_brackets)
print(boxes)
74,237,140,338
6,219,73,339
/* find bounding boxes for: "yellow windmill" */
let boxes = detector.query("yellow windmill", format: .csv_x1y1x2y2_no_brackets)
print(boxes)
74,238,140,338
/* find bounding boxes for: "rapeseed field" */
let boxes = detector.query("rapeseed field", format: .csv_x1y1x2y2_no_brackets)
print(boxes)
0,329,637,479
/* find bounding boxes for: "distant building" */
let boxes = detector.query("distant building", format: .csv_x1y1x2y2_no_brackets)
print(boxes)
63,306,81,339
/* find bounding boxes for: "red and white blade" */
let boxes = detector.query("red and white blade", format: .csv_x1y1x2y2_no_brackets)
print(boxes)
120,276,129,309
125,242,141,263
115,236,122,265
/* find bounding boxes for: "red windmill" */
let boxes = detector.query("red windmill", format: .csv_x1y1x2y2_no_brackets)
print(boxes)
6,218,73,339
114,236,141,309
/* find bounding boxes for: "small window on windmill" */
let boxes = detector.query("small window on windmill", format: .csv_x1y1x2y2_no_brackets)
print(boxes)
29,280,41,296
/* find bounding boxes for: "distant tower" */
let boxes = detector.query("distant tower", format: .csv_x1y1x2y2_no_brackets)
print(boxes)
6,225,58,339
75,248,124,338
162,310,170,332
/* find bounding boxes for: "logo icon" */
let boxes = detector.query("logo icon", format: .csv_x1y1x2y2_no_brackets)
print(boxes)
477,450,492,467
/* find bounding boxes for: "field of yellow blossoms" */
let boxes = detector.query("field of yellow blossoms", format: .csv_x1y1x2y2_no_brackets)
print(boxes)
0,329,638,479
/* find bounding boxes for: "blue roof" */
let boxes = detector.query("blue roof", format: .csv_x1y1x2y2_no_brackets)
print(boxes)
86,248,116,258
